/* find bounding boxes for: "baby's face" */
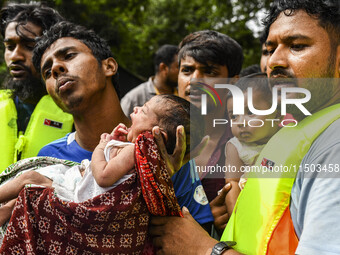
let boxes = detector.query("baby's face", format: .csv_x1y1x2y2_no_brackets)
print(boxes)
227,90,280,145
127,97,159,142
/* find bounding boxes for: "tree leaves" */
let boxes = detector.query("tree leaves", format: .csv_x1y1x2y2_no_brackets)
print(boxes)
0,0,271,84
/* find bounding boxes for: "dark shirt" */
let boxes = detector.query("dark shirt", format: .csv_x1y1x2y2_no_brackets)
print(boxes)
15,96,35,132
201,126,233,202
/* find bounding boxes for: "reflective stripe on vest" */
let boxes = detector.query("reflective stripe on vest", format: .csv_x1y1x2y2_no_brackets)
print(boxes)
222,104,340,255
0,91,73,172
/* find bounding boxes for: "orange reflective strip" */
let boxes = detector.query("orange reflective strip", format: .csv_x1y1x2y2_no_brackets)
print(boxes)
267,207,299,255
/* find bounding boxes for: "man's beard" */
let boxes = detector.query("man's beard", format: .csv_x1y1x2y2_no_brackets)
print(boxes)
4,74,47,104
287,55,337,120
165,76,178,88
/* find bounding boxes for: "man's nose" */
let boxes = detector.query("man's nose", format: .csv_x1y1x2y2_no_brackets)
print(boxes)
9,45,25,63
191,70,204,79
52,60,67,79
267,45,288,74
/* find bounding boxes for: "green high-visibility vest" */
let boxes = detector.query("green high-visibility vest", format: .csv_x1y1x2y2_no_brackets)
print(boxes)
222,104,340,255
0,90,73,172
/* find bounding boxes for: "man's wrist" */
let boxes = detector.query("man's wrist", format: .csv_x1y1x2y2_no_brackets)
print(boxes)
211,241,236,255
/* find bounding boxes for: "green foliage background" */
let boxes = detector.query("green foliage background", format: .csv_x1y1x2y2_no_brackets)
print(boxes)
0,0,271,83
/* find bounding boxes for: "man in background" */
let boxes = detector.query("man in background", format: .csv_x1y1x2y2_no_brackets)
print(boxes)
0,3,73,171
150,0,340,254
121,44,179,116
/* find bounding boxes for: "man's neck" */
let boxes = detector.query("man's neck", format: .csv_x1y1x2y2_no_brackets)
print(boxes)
72,87,131,152
153,75,175,94
74,109,130,152
19,96,40,105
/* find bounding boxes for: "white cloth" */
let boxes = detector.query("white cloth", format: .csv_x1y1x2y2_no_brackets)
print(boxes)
227,137,266,189
37,140,134,202
227,137,265,166
35,164,82,201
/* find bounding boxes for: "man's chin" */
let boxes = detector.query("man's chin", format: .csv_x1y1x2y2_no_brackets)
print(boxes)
186,94,201,106
11,75,29,82
5,75,47,104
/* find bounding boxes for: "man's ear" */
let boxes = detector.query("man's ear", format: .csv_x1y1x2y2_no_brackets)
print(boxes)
159,62,168,73
229,75,240,84
102,57,118,76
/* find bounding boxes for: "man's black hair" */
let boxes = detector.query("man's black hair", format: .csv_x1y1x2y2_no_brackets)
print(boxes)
178,30,244,78
33,21,120,98
154,44,178,73
240,64,262,77
153,94,204,155
0,2,64,39
0,2,64,102
259,30,268,45
263,0,340,47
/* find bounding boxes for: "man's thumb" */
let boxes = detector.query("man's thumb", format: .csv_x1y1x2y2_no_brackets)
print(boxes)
213,183,231,205
182,206,191,217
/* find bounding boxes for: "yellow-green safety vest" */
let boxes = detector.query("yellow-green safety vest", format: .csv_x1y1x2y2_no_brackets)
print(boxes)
222,103,340,255
0,90,73,172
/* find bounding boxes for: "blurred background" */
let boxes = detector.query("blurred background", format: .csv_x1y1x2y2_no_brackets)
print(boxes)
0,0,271,96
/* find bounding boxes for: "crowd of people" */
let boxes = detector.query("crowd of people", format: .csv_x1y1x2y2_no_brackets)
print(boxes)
0,0,340,254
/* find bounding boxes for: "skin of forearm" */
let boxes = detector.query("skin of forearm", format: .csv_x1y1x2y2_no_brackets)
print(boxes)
0,199,16,226
91,143,108,182
91,144,135,187
0,171,52,203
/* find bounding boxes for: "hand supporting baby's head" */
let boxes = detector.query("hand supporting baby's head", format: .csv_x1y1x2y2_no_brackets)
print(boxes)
151,95,204,155
122,94,204,155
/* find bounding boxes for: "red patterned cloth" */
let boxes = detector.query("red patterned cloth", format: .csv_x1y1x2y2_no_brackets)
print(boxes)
0,132,182,254
135,132,183,217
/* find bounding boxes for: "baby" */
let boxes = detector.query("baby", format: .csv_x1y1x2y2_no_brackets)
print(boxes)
0,95,203,254
224,73,282,216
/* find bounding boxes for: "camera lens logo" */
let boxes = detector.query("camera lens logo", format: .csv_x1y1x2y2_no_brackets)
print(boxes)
200,83,311,117
197,82,223,115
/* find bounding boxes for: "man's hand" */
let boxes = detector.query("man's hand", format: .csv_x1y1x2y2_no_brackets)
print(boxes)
150,207,218,255
153,125,209,176
210,183,231,234
152,125,186,176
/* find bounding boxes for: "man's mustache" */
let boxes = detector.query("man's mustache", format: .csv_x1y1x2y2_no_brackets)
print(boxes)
268,68,298,88
8,62,32,74
269,68,295,78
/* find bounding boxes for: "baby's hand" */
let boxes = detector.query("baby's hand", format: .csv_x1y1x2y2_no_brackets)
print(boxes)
100,133,113,144
112,123,129,142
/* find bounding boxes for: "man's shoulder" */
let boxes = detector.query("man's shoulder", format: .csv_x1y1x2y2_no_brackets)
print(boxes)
38,132,92,162
304,118,340,162
121,79,154,100
38,133,70,152
121,77,155,115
